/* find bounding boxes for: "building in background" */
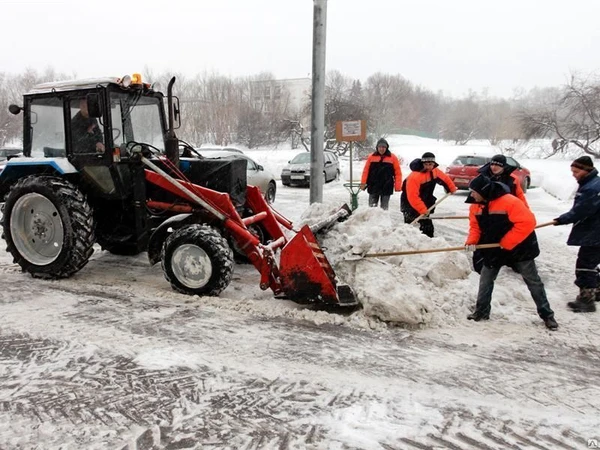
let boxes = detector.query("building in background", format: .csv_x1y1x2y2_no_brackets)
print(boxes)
252,77,311,116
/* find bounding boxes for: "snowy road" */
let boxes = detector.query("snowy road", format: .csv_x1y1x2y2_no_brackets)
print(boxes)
1,179,599,449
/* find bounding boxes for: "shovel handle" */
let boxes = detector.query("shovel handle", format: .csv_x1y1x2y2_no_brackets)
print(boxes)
535,221,555,229
428,215,469,220
410,192,453,225
421,218,556,225
360,222,556,259
363,243,500,258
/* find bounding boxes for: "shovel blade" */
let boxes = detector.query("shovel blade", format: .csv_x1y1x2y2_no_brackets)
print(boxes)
279,225,357,306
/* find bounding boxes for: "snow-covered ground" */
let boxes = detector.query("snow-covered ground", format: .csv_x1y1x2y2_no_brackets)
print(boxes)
0,136,599,449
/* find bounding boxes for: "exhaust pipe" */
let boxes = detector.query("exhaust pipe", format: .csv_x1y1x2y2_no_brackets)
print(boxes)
165,76,179,166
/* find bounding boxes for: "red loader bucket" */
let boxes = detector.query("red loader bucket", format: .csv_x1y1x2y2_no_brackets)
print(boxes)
279,225,357,306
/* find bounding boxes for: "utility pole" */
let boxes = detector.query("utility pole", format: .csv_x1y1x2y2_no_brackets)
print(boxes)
309,0,327,204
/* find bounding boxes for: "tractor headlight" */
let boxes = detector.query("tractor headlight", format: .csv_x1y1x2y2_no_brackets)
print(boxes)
120,75,132,88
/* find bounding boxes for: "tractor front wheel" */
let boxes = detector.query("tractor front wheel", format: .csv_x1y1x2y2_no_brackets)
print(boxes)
2,176,95,278
161,224,234,296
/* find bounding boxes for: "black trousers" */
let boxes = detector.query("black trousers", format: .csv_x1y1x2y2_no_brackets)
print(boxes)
476,260,554,319
402,210,434,238
368,193,390,210
575,246,600,289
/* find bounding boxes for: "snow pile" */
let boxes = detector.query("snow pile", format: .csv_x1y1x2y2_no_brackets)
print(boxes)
300,204,476,327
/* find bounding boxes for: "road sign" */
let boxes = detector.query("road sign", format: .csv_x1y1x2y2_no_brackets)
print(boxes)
335,120,366,142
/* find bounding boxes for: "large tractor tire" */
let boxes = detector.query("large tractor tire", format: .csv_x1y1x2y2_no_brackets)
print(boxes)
161,224,234,296
2,176,95,278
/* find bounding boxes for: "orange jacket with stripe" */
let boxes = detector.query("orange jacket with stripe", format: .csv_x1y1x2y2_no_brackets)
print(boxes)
478,163,529,208
465,190,540,267
360,150,402,196
400,161,457,215
508,172,529,207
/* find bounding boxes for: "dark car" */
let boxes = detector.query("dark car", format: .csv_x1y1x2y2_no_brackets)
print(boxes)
281,151,340,186
0,148,22,161
0,148,23,175
445,154,531,191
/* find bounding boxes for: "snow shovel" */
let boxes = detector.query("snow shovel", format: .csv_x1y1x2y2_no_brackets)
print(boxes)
411,192,453,225
351,222,556,260
427,215,469,220
348,243,501,260
422,218,556,224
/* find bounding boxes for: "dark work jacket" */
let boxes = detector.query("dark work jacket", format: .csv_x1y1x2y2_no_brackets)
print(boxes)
401,158,456,215
478,163,529,207
556,168,600,246
360,149,402,196
465,184,540,268
71,112,103,154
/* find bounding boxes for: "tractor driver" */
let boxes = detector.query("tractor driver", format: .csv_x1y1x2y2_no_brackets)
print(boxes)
71,98,105,154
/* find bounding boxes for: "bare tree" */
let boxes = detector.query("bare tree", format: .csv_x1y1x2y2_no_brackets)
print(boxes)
479,98,521,147
519,75,600,158
363,72,412,136
440,92,482,145
0,68,71,146
323,71,369,139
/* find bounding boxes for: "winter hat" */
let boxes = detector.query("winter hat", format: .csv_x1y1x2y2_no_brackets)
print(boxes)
421,152,436,162
468,175,492,199
376,138,389,150
571,156,594,172
490,154,507,167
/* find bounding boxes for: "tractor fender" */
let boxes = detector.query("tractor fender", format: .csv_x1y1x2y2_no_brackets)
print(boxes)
1,157,78,177
148,213,196,265
0,158,79,198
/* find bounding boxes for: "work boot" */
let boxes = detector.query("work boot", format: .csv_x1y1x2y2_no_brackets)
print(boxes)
467,311,490,321
543,316,559,330
567,288,597,313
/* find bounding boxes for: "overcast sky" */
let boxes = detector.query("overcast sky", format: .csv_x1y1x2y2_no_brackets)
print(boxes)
2,0,599,98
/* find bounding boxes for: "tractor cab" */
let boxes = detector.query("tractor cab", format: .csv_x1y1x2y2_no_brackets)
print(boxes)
15,75,166,198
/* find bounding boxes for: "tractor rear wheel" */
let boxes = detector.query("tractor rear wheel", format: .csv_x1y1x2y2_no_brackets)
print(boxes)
2,175,95,278
161,224,234,296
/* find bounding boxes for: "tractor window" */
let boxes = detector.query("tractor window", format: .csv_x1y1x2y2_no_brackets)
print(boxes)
30,97,65,158
109,92,164,153
70,98,105,155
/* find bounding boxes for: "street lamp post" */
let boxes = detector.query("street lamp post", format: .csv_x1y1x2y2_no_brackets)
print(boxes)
310,0,327,204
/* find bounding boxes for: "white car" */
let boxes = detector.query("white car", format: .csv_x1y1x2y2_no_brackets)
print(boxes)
280,151,340,187
194,149,277,203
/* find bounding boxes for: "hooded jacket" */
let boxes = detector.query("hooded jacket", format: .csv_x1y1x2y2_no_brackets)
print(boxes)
555,168,600,246
400,158,457,215
361,148,402,196
478,162,529,207
465,182,540,268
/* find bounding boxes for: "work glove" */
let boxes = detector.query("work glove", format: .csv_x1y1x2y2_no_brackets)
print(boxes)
465,244,477,252
552,218,561,226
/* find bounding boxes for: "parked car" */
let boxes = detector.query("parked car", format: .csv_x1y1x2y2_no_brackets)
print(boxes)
445,154,531,191
0,148,22,161
195,145,244,154
281,151,340,187
193,149,277,203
